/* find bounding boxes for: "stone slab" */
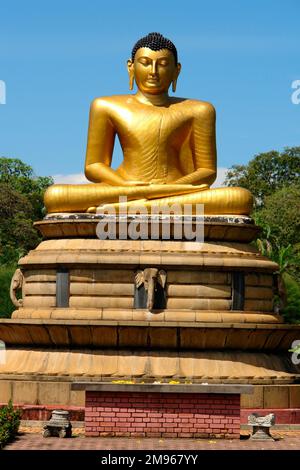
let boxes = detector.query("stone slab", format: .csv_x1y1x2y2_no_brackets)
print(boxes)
71,382,253,394
36,214,259,243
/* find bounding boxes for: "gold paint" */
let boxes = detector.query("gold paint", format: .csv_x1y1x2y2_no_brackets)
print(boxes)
44,46,253,215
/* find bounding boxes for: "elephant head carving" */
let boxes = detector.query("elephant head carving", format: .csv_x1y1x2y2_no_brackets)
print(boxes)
135,268,167,311
10,268,24,308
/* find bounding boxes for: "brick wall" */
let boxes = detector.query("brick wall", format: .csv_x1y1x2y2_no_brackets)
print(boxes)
85,391,240,438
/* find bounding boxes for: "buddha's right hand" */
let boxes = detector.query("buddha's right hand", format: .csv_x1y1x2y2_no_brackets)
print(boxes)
122,180,151,186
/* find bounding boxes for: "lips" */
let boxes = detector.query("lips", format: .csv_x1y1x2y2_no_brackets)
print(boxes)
147,78,159,83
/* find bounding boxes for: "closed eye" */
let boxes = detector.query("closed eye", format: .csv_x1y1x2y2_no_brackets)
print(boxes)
158,60,169,66
138,58,151,66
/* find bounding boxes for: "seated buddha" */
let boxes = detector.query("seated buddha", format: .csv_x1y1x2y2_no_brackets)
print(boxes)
44,32,253,215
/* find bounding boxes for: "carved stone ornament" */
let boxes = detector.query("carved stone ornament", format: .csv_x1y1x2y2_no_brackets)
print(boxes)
43,410,72,438
135,268,167,310
9,268,24,308
248,413,275,441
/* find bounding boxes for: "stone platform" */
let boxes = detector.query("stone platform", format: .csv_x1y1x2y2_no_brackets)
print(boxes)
1,215,300,411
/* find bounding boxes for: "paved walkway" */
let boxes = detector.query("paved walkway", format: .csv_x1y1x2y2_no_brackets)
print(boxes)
4,430,300,450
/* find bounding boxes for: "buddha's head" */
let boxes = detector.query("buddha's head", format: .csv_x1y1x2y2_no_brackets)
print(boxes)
127,32,181,95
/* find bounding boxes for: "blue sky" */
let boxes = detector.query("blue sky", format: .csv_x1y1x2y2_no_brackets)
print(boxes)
0,0,299,184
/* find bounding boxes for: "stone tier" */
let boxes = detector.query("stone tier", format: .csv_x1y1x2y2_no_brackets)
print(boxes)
1,319,299,385
13,217,278,320
36,214,259,243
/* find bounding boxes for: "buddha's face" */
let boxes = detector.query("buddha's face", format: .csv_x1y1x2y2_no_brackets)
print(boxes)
128,47,181,95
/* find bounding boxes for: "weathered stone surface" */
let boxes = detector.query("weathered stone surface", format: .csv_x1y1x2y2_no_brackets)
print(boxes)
248,413,275,441
264,385,290,408
1,349,295,380
1,319,299,351
38,382,70,405
248,412,275,427
13,381,38,404
241,385,264,408
36,215,258,242
43,410,72,438
0,380,12,403
289,385,300,407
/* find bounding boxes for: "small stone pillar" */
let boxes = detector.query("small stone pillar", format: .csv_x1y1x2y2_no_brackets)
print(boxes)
43,410,72,438
248,413,275,441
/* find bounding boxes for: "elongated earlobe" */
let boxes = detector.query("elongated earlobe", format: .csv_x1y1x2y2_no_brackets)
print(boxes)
129,74,135,90
172,79,177,93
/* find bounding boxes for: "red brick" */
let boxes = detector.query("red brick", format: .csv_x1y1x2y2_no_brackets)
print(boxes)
83,391,242,439
147,422,161,428
86,411,99,417
163,422,178,428
100,412,115,417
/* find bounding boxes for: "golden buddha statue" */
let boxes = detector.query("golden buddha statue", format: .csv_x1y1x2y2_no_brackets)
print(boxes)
44,32,253,215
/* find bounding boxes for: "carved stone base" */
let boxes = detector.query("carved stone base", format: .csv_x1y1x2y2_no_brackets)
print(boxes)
248,412,275,441
12,218,278,319
43,410,72,438
2,217,299,409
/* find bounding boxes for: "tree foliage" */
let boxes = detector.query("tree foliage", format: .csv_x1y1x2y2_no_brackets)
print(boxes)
0,157,53,220
253,183,300,248
0,264,16,318
225,147,300,323
0,158,53,265
225,147,300,207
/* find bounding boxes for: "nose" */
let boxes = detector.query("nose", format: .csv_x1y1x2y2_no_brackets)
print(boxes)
150,60,158,75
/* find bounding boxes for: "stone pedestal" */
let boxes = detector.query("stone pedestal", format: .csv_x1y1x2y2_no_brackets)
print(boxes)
248,412,275,440
43,409,72,438
1,215,300,412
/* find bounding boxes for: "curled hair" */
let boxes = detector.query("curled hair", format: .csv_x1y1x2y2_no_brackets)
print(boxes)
131,32,178,64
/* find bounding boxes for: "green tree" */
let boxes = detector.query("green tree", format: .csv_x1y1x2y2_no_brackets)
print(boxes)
226,148,300,323
0,264,16,318
253,184,300,248
0,158,53,265
0,158,53,317
0,157,53,220
225,147,300,207
0,183,40,264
